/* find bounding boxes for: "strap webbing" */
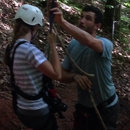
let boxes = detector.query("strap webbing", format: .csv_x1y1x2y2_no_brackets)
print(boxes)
9,41,42,100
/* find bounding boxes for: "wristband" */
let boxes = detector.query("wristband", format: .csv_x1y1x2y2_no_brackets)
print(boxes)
72,74,77,81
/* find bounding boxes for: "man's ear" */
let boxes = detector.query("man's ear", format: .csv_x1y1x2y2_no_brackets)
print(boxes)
95,23,101,31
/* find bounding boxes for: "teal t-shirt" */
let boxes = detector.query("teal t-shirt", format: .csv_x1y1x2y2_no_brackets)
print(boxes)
62,37,118,107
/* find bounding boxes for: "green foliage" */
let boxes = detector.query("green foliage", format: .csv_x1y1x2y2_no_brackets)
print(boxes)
124,2,130,7
35,0,42,3
60,0,69,4
30,0,130,53
59,0,82,11
31,0,47,8
105,5,114,8
121,16,130,26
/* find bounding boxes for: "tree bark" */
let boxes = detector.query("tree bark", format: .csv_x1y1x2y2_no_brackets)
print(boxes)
103,0,121,39
114,2,121,38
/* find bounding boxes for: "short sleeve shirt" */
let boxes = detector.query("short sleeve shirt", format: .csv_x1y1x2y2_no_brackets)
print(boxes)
62,37,116,107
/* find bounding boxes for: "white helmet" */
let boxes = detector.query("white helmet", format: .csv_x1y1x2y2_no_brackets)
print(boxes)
14,4,44,26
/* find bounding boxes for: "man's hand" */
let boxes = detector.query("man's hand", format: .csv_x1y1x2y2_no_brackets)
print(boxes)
50,1,65,25
73,74,91,90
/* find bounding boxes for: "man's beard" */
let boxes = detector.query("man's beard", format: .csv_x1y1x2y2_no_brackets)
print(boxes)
78,23,95,35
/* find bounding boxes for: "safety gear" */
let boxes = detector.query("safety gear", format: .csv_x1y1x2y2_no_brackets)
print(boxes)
14,4,44,26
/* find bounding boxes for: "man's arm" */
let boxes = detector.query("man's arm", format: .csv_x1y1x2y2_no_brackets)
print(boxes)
51,4,103,53
59,20,103,53
60,67,91,90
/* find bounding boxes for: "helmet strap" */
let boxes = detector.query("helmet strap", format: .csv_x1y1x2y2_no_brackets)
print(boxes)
30,28,39,41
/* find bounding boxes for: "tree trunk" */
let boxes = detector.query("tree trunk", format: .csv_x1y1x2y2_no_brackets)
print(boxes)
103,0,121,39
114,3,121,38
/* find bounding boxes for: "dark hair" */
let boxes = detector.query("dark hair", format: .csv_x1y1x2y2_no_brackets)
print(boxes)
82,4,103,24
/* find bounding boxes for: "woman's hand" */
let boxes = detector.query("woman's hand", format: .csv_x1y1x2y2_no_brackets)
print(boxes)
47,31,56,46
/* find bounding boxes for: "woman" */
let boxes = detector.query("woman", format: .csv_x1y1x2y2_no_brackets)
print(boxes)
4,4,61,130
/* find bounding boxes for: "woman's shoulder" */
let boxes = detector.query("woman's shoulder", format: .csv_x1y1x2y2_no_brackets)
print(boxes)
15,39,37,50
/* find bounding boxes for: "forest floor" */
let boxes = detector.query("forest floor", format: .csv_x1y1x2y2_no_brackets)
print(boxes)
0,0,130,130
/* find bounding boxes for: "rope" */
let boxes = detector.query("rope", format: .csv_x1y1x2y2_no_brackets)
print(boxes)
46,1,107,130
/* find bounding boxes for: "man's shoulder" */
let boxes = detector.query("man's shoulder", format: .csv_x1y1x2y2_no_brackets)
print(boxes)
70,38,79,43
68,38,79,48
97,36,113,44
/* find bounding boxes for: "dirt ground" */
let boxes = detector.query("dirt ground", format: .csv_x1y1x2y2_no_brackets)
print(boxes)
0,82,130,130
0,83,77,130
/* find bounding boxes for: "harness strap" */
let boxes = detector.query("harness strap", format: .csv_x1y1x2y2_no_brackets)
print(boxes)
75,93,116,112
9,41,43,100
7,41,66,119
97,94,116,109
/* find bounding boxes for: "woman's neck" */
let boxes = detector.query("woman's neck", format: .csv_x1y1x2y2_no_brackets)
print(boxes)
19,32,32,42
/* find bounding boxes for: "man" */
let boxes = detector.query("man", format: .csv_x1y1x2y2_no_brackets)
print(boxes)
51,3,119,130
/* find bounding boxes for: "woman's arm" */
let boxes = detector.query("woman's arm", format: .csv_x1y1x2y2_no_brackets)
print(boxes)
37,32,61,80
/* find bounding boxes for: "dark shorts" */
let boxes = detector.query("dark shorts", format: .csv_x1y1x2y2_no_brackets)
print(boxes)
73,101,119,130
17,111,58,130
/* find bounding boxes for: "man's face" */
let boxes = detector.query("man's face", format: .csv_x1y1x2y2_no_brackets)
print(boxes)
78,11,97,34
